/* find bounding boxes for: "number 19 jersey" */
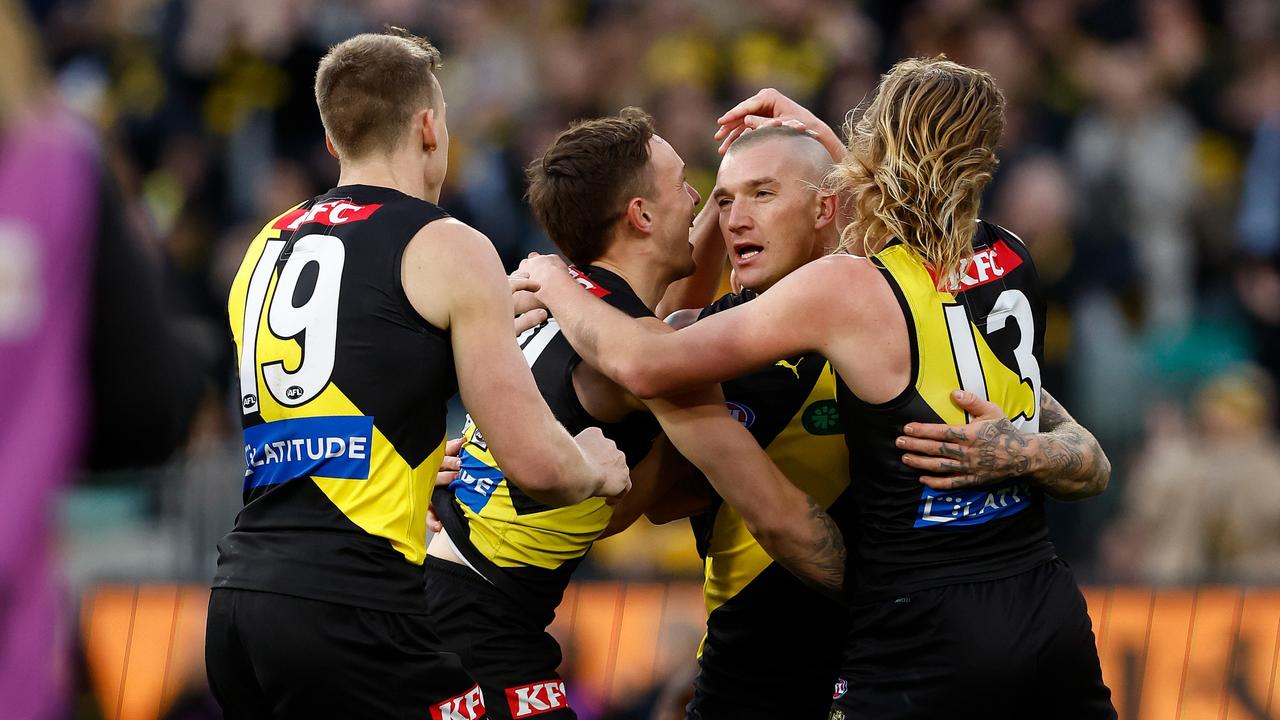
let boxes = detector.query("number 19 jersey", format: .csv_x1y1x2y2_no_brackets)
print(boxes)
216,184,456,613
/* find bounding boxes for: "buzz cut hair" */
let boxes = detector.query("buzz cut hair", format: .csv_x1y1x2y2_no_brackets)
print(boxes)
724,124,814,154
314,28,442,161
725,125,834,186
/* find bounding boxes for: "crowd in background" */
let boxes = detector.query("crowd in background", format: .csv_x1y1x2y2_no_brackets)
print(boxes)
12,0,1280,705
9,0,1280,716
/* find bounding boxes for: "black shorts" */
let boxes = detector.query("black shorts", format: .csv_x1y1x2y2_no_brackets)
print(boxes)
205,587,487,720
829,559,1115,720
423,556,575,720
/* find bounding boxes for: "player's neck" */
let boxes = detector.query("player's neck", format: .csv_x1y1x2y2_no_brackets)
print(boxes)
588,254,670,312
336,158,441,204
818,225,841,256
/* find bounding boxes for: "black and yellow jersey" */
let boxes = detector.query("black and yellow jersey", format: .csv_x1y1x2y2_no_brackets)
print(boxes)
215,185,455,613
434,266,661,626
839,220,1054,602
689,290,853,717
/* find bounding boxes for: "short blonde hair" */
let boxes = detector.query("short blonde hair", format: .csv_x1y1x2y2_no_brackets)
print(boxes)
314,29,442,160
830,57,1005,283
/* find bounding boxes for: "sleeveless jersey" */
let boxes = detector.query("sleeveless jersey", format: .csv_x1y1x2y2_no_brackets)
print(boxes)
216,184,456,613
838,220,1054,601
690,291,853,714
435,266,661,625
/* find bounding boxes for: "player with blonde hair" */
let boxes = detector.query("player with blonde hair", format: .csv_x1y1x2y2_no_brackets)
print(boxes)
207,29,629,719
521,57,1115,719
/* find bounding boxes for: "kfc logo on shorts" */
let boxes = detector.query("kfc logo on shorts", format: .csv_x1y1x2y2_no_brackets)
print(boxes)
430,684,486,720
505,680,568,717
272,199,382,232
833,678,848,699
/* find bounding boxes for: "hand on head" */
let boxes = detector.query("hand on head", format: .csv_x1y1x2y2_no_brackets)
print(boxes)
715,88,824,154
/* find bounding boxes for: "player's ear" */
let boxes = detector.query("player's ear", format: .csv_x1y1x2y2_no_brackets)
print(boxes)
324,135,340,160
814,190,838,230
420,108,439,153
624,197,652,234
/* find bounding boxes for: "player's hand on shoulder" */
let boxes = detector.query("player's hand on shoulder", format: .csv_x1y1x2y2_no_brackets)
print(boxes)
573,426,630,503
896,390,1030,490
510,271,548,334
518,252,575,294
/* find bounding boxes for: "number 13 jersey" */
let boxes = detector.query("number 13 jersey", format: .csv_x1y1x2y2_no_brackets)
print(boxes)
838,220,1056,602
217,184,455,613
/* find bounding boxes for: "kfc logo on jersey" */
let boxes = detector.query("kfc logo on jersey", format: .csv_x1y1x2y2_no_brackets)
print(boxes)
931,239,1024,292
272,200,382,232
430,684,486,720
833,678,848,699
567,266,612,298
505,680,568,717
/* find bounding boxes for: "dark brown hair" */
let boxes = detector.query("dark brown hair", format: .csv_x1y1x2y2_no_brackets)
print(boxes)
314,29,442,160
526,108,656,265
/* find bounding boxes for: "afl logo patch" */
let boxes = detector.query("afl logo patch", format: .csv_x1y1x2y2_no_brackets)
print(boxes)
285,386,304,400
242,394,257,410
725,401,755,428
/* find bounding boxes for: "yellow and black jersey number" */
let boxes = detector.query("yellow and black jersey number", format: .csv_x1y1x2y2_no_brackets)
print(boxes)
914,288,1042,530
940,288,1041,431
235,233,369,492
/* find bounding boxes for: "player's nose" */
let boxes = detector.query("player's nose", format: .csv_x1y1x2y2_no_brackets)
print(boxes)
685,183,701,206
726,199,752,231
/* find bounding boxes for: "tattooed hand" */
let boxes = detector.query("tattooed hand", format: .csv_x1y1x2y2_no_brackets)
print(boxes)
895,390,1111,500
895,390,1031,490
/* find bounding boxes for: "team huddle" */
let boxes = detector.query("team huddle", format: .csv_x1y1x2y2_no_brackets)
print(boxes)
206,29,1116,720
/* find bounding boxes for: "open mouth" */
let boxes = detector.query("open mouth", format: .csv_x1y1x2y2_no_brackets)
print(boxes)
735,244,763,261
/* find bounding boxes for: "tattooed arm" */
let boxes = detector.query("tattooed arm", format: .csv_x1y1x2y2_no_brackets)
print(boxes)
646,385,846,598
896,389,1112,501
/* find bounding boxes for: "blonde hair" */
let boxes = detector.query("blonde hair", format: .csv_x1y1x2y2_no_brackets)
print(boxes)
830,57,1005,284
0,0,48,129
315,29,443,160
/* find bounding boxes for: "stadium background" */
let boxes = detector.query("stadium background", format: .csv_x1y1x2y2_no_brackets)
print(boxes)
9,0,1280,717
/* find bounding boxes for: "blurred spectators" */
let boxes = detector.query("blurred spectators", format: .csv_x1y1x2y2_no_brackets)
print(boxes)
21,0,1280,714
1102,366,1280,585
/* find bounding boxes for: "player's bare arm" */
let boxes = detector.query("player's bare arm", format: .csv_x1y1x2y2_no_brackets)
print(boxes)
896,389,1112,501
404,219,629,506
564,308,845,590
521,252,893,401
598,435,712,537
647,384,846,597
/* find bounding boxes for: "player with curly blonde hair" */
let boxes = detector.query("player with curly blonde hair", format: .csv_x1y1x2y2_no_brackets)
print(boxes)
522,57,1116,719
